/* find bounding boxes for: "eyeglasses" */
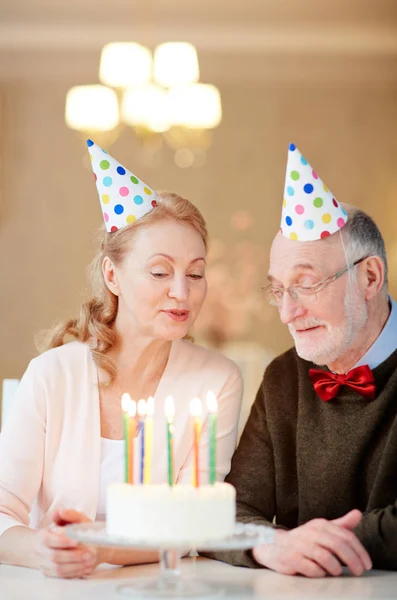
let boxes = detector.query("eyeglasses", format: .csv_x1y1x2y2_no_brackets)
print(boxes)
262,256,368,307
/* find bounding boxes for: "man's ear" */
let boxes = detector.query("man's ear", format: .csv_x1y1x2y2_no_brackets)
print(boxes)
102,256,121,296
361,256,385,301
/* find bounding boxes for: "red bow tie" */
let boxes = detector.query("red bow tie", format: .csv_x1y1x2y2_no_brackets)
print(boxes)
309,365,376,402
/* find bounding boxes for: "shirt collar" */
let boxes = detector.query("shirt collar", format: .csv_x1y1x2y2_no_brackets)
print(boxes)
353,296,397,371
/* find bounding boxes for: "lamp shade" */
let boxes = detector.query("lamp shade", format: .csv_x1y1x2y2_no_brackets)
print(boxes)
154,42,199,87
167,84,222,129
99,42,152,88
65,85,119,132
122,84,170,133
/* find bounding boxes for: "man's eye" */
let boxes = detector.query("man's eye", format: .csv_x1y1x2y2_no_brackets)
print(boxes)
298,286,315,296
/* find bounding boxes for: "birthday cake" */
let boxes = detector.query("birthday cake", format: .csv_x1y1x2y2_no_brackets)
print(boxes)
106,482,236,544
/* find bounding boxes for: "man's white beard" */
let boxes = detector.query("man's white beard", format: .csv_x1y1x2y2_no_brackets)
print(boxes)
289,291,368,366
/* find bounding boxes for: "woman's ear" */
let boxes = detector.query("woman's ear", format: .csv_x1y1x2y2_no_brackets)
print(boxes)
102,256,121,296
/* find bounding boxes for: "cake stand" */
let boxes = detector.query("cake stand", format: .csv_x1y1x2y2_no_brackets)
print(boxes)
66,522,275,599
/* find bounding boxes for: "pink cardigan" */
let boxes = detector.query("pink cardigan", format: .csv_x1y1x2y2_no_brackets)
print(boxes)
0,340,243,536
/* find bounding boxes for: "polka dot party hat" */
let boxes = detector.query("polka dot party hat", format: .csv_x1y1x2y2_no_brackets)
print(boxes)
87,139,157,233
281,143,348,242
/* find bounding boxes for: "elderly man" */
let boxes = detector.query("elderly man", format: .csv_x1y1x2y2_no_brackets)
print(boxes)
207,144,397,577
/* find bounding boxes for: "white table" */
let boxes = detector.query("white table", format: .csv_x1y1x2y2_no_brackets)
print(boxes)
1,557,396,599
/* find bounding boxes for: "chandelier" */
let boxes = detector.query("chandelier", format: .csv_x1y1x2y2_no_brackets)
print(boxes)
65,42,222,167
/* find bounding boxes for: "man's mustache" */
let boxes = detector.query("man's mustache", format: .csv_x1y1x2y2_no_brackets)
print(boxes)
289,319,327,334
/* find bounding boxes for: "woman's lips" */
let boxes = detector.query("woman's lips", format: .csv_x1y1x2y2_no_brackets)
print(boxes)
162,310,190,322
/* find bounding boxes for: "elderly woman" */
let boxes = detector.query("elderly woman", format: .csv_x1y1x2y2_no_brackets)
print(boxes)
0,141,242,578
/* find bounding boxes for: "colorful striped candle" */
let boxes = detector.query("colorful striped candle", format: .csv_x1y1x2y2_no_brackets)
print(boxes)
121,393,131,483
144,397,154,485
190,397,202,488
206,391,218,485
127,400,137,484
137,399,147,485
165,395,175,487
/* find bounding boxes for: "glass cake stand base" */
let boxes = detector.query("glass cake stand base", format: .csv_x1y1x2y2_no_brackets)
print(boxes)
117,549,222,598
66,523,276,599
118,581,220,598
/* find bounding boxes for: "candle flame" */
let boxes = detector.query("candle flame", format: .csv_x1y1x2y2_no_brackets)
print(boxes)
165,395,175,421
128,399,137,418
206,390,218,413
137,399,147,418
190,397,202,418
146,396,155,417
121,392,132,412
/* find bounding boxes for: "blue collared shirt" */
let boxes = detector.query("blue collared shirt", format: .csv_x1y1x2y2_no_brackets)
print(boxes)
353,297,397,371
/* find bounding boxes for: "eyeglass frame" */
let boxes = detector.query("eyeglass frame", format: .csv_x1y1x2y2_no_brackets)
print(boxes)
262,256,369,306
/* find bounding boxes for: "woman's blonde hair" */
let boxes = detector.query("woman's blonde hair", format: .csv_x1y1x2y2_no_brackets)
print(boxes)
39,191,208,383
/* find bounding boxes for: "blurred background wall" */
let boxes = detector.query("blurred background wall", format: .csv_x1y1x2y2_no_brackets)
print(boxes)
0,0,396,417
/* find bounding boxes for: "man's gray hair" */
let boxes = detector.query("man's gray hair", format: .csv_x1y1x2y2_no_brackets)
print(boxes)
341,206,388,288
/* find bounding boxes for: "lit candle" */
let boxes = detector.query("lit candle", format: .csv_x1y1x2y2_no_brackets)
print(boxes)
190,397,202,488
165,395,175,487
144,397,154,485
206,391,218,485
121,393,131,484
127,399,137,484
137,399,147,485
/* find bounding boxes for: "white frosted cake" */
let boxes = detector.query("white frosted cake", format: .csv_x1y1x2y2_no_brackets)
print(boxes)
107,482,236,543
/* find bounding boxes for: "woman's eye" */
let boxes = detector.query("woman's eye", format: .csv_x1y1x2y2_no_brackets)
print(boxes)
151,272,168,278
188,273,204,280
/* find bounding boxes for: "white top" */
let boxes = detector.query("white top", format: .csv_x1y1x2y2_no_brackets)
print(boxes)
96,438,124,522
0,339,243,536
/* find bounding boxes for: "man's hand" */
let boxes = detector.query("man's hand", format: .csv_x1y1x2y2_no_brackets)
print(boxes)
252,509,372,577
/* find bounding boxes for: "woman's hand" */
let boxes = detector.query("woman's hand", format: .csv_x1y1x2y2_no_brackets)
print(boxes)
34,509,99,578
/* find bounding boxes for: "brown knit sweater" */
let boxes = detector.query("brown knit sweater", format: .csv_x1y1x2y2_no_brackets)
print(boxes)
204,347,397,570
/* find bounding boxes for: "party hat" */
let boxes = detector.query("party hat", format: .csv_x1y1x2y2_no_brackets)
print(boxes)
87,139,157,232
280,143,348,242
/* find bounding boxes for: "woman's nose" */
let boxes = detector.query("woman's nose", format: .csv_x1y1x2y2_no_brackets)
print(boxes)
168,277,189,301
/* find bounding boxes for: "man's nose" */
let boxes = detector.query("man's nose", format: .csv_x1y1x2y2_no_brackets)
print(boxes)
278,291,307,324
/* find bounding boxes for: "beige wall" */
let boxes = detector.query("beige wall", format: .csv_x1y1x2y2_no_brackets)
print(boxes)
0,8,397,390
1,74,397,386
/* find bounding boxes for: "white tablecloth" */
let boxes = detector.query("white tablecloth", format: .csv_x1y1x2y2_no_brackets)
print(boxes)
1,557,396,599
